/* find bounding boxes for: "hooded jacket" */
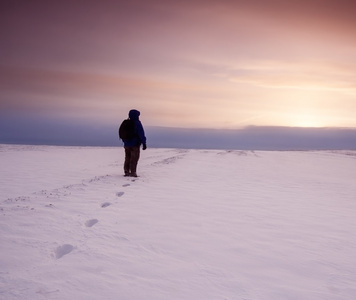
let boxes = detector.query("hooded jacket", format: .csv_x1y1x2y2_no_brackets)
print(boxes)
123,109,146,147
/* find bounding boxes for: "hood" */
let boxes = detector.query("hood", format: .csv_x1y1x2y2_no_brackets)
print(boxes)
129,109,140,120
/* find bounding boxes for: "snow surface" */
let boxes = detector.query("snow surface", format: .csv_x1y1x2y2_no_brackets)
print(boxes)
1,144,356,300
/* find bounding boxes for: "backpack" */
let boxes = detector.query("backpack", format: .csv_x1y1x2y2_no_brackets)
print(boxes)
118,119,135,140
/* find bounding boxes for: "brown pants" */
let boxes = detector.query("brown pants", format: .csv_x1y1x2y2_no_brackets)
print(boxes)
124,146,140,175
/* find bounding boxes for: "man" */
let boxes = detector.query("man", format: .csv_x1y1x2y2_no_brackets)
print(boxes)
122,109,147,177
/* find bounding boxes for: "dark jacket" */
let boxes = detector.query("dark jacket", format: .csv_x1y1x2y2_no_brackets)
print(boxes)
123,109,146,147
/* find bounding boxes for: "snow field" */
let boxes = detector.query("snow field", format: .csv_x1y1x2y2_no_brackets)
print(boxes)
0,145,356,299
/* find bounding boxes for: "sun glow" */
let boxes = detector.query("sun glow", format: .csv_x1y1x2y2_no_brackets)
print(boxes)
291,113,327,128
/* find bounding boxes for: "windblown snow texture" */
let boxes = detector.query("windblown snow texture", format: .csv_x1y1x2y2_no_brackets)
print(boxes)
1,145,356,299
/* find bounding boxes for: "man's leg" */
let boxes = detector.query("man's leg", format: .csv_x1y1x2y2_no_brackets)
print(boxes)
124,147,131,176
129,146,140,176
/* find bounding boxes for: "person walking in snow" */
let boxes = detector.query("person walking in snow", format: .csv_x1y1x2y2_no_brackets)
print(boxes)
119,109,147,177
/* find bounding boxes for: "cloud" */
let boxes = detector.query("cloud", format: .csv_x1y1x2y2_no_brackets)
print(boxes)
147,126,356,150
1,0,356,131
2,113,356,150
0,66,199,108
228,61,356,94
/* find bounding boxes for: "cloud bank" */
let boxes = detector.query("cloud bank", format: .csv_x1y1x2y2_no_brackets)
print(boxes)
1,114,355,150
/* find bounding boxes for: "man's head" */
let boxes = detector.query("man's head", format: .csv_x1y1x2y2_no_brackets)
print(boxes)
129,109,140,120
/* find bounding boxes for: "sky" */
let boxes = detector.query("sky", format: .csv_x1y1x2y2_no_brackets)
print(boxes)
1,0,356,147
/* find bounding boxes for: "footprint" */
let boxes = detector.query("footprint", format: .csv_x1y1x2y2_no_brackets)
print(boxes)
122,184,130,187
116,191,124,197
101,202,111,208
55,244,74,259
85,219,98,227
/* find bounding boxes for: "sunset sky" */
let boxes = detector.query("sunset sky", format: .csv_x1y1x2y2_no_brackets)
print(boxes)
1,0,356,138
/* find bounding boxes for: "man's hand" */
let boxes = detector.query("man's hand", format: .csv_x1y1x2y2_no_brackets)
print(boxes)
142,144,147,150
